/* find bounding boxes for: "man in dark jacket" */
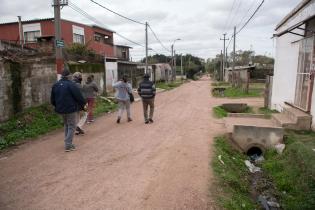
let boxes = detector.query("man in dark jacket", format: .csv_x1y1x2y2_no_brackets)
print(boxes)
51,69,86,152
137,73,156,124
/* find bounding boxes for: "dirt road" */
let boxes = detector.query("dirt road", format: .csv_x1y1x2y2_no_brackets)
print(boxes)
0,77,262,210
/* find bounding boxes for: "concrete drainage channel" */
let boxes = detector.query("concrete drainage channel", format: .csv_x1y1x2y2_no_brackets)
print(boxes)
222,103,285,210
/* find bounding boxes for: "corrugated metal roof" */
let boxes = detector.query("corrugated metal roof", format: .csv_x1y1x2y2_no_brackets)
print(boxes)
0,18,54,25
275,0,312,30
0,18,115,33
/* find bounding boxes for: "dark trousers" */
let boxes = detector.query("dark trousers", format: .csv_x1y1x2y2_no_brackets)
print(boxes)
142,98,155,120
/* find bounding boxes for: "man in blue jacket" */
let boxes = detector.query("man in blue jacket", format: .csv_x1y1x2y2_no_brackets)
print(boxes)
51,69,86,152
137,73,156,124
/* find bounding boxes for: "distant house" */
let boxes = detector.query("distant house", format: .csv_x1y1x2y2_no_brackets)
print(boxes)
114,45,131,61
271,0,315,129
0,18,115,57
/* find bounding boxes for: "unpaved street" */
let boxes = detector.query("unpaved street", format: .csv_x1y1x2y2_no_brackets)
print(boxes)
0,77,262,210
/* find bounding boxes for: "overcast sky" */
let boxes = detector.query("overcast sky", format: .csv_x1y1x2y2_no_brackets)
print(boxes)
0,0,301,61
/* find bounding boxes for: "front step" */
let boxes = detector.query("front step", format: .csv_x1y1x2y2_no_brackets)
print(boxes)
272,105,312,130
272,113,296,129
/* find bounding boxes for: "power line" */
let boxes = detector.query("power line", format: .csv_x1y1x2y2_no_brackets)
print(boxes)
90,0,145,25
226,0,242,33
226,0,265,50
68,1,145,48
236,0,264,34
69,1,171,55
147,24,171,53
236,0,258,28
223,0,236,33
115,33,145,48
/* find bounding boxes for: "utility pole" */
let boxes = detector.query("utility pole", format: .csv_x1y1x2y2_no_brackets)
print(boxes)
220,33,229,81
180,54,183,80
145,22,148,74
53,0,66,77
232,26,236,86
17,16,24,50
174,50,176,81
220,50,223,81
171,44,174,82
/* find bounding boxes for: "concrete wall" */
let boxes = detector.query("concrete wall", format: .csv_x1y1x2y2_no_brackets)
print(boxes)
105,61,118,92
312,83,315,130
232,125,284,153
271,33,299,111
0,56,56,122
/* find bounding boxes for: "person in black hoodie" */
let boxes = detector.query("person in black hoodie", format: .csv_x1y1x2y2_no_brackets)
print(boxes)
51,69,86,152
137,73,156,124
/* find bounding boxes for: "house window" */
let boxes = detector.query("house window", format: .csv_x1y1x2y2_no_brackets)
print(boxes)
104,35,112,44
122,51,127,59
94,34,101,42
24,30,40,42
73,33,84,44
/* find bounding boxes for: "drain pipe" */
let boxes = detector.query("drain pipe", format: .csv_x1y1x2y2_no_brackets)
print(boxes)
17,16,24,50
307,71,315,113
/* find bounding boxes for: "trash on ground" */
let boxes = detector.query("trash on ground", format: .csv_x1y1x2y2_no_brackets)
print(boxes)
218,155,225,165
245,160,261,173
0,157,8,161
258,195,270,210
267,201,280,208
312,149,315,152
250,154,265,163
274,143,285,154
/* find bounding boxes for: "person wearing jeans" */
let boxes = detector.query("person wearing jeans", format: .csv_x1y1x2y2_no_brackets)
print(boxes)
138,73,156,124
113,75,132,123
83,75,98,123
51,69,86,152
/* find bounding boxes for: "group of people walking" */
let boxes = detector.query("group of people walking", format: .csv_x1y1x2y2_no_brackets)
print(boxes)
50,69,156,152
51,69,98,152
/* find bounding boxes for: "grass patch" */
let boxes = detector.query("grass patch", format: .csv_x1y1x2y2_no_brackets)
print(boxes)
213,106,228,118
212,82,264,98
262,130,315,209
155,81,183,90
0,97,118,150
0,104,62,150
223,87,262,98
212,81,230,87
212,136,258,209
94,97,118,116
213,106,254,119
258,107,279,116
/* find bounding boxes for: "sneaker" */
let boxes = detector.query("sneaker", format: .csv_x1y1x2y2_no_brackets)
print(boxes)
65,144,76,152
116,118,121,124
149,119,154,123
145,120,149,124
75,127,85,135
128,118,133,122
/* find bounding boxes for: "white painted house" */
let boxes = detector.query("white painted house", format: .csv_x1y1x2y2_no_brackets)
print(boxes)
271,0,315,130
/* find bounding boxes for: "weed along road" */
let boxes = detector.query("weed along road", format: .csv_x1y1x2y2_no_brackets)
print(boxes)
1,77,229,210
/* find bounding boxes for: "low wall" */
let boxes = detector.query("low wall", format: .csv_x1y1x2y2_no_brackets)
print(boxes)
232,125,284,153
0,56,56,122
68,63,106,94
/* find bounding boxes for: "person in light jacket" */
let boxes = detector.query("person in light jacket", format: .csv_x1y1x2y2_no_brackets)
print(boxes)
112,75,133,124
73,72,87,135
83,75,98,123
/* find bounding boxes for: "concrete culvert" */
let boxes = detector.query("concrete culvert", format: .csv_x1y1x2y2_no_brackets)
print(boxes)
247,147,263,157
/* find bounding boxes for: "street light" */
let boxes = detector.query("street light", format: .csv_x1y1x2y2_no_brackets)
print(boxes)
171,38,181,81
